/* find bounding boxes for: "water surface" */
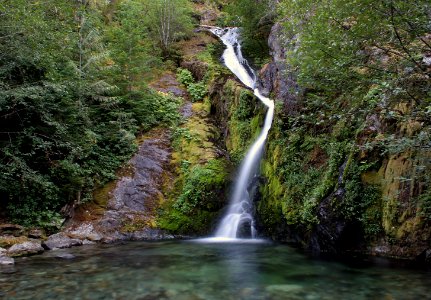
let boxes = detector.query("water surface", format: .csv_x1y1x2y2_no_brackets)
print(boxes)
1,240,430,299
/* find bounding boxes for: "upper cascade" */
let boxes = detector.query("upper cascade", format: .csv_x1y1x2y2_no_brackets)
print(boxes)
207,26,275,239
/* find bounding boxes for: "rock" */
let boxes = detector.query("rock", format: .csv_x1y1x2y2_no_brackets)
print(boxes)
257,22,301,115
7,240,44,257
82,239,96,245
0,235,28,248
0,255,14,265
55,253,75,259
66,223,102,242
180,60,208,81
43,233,83,250
130,228,174,241
266,284,304,299
27,228,45,239
0,224,24,236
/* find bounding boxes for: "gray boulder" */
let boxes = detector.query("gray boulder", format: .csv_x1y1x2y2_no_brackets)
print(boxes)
0,255,14,265
0,247,14,265
43,233,82,250
7,240,44,257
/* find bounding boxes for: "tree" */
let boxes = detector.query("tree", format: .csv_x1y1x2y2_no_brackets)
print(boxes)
149,0,193,56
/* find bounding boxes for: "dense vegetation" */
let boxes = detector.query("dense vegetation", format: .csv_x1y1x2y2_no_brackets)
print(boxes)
0,0,193,227
254,0,431,250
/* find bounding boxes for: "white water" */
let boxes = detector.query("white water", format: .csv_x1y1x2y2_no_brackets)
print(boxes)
208,27,275,239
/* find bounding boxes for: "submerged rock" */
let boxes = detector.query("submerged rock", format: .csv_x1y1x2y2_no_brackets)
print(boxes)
0,255,14,265
7,240,44,257
130,228,175,241
0,247,13,265
43,233,82,250
55,253,75,259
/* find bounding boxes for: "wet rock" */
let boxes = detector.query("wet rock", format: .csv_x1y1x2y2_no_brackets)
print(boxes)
55,253,75,259
309,160,364,254
43,233,83,250
7,240,44,257
130,228,174,241
0,255,14,265
266,284,304,299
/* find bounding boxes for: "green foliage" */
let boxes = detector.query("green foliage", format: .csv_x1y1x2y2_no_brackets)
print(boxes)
158,159,229,234
253,0,431,242
187,82,207,102
0,0,181,227
147,0,194,56
342,160,383,239
235,89,254,120
176,68,194,87
174,159,228,214
279,0,431,108
176,68,207,102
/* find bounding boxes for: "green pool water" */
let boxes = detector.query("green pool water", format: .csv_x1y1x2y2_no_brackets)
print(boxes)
1,240,430,299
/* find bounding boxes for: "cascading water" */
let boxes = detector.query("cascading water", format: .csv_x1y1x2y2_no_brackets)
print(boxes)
208,27,275,240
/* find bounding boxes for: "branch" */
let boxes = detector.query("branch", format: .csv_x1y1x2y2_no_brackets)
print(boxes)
389,1,425,72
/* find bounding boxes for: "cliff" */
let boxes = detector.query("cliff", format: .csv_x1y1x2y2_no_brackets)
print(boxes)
254,16,431,261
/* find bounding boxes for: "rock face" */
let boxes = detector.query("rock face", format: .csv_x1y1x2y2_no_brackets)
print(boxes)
252,20,431,261
7,240,44,257
257,22,300,115
63,73,187,243
63,128,175,243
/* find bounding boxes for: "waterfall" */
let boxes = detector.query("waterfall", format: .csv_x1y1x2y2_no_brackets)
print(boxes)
208,27,275,240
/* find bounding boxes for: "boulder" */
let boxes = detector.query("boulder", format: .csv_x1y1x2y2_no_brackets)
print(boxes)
0,224,24,236
42,233,82,250
55,253,75,259
0,255,14,265
66,223,102,242
27,228,46,239
7,240,44,257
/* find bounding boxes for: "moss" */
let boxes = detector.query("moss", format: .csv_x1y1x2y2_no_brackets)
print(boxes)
158,158,230,234
121,217,155,233
0,236,28,248
156,66,230,234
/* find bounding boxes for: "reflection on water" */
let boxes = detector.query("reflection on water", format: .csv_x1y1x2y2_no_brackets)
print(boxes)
1,240,430,299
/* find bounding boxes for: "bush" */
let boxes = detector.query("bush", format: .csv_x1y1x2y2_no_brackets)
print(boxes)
176,68,207,102
187,82,207,102
176,68,194,87
174,159,228,214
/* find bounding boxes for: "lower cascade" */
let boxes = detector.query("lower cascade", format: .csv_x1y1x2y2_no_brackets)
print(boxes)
208,27,275,239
